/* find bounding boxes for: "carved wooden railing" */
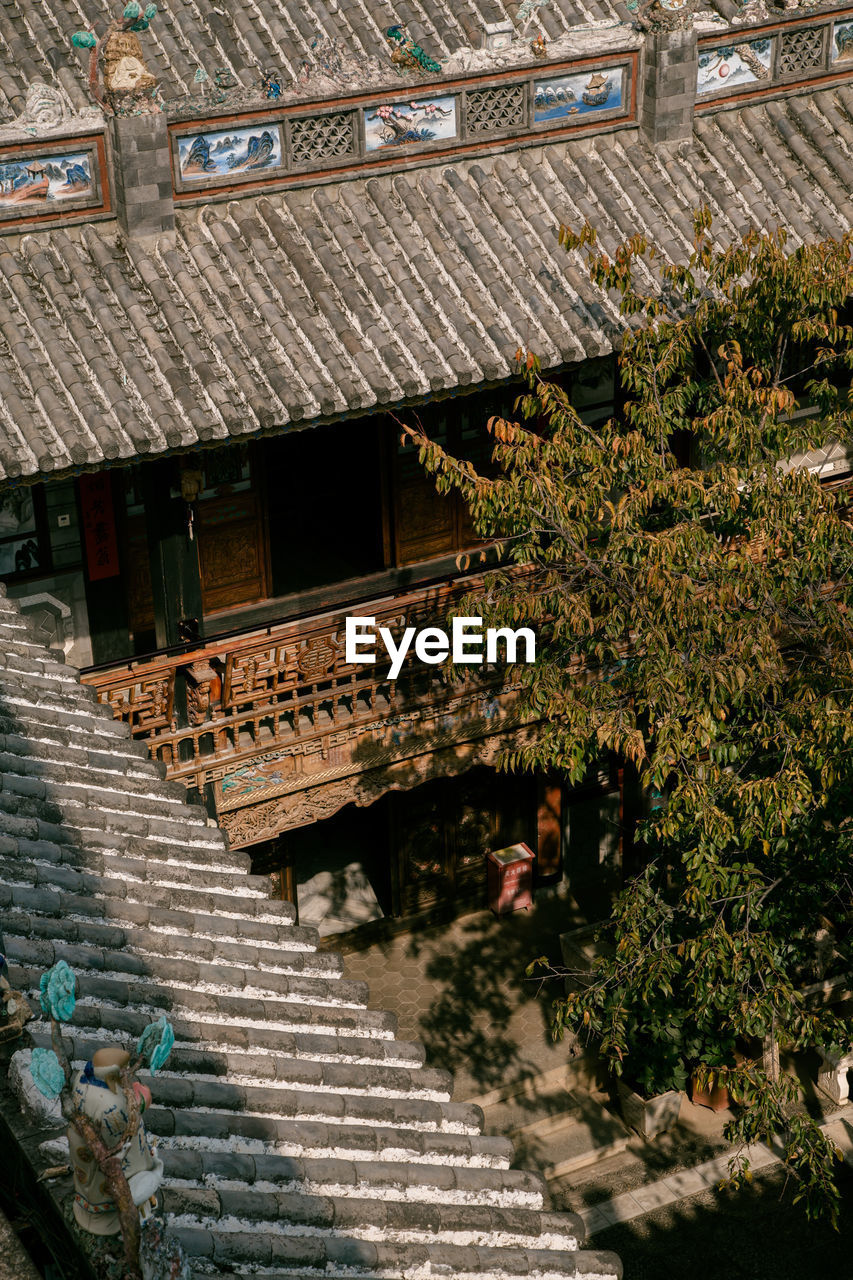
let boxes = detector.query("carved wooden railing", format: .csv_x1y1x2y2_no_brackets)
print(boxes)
81,578,513,797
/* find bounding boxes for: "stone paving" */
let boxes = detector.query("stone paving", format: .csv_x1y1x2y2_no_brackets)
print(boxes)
341,890,582,1103
580,1111,852,1235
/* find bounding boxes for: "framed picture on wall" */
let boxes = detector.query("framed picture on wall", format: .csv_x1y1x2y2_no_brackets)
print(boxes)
0,488,48,579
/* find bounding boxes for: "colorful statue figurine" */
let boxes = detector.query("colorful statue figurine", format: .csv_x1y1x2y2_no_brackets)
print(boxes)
0,950,32,1043
27,963,175,1277
261,70,282,99
68,1047,163,1236
386,26,441,75
70,4,161,114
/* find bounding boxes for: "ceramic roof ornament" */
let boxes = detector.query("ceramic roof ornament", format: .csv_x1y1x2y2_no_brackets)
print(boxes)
0,961,32,1044
386,26,442,75
68,1048,163,1239
516,0,551,37
71,3,161,114
0,82,94,140
26,961,177,1280
634,0,694,30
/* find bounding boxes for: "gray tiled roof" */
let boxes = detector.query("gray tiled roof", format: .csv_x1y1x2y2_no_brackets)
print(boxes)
1,84,852,484
0,584,623,1279
0,0,630,112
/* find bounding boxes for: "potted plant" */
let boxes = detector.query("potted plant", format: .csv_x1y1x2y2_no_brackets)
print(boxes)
690,1064,731,1112
609,1008,695,1139
534,885,742,1142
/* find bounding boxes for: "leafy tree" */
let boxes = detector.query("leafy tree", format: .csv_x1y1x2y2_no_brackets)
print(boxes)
402,213,853,1223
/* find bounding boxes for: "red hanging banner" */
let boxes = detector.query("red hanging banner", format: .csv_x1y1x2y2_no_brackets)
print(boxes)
79,472,120,581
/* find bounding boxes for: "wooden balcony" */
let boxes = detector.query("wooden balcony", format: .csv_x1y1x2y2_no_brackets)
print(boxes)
81,576,534,847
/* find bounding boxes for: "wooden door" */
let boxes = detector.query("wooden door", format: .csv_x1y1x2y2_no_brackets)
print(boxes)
395,786,450,916
393,420,458,565
119,450,271,641
198,489,269,614
392,770,538,918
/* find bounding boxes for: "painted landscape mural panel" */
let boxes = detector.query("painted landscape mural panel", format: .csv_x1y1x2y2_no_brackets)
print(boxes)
534,69,623,122
178,124,283,181
364,97,457,151
0,151,93,212
697,39,773,95
833,20,853,63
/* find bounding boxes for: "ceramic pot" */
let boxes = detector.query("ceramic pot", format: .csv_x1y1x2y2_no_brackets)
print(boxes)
690,1072,730,1112
616,1078,683,1139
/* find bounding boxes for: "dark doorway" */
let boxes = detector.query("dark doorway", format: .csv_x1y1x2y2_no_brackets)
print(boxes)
265,424,385,597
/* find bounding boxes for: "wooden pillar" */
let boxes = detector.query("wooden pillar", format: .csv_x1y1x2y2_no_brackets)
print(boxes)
139,460,204,650
79,471,132,664
536,775,563,882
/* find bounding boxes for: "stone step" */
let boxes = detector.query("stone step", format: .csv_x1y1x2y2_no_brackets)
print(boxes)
0,845,270,901
147,1089,487,1143
38,1025,429,1079
22,1002,399,1061
484,1087,583,1138
158,1123,513,1170
172,1229,608,1275
159,1146,542,1207
166,1006,397,1049
45,980,397,1041
1,909,325,975
28,778,208,825
484,1090,631,1181
0,746,183,800
1,905,314,971
11,938,353,1010
0,621,53,647
161,1185,585,1250
0,669,120,712
105,829,248,874
0,648,82,681
51,807,226,850
12,961,371,1026
0,729,165,781
0,663,83,697
2,876,297,935
1,690,132,736
148,1059,452,1109
0,804,227,859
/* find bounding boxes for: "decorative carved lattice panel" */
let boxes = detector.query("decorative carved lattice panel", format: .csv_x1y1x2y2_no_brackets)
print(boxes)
289,113,355,165
99,673,175,735
465,84,526,134
224,643,293,707
779,27,824,74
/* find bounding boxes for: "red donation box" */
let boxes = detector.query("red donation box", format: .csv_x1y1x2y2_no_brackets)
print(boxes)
487,842,535,915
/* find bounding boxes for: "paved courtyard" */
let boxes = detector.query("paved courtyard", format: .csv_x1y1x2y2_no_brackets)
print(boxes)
341,891,579,1103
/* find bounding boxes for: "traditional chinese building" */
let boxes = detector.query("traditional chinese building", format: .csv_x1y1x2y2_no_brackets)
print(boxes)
0,0,851,939
0,583,624,1279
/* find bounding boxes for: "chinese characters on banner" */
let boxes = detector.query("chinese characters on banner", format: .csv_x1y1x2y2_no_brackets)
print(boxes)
79,473,120,581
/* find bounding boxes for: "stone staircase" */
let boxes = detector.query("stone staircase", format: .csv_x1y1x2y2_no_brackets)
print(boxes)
0,587,622,1280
